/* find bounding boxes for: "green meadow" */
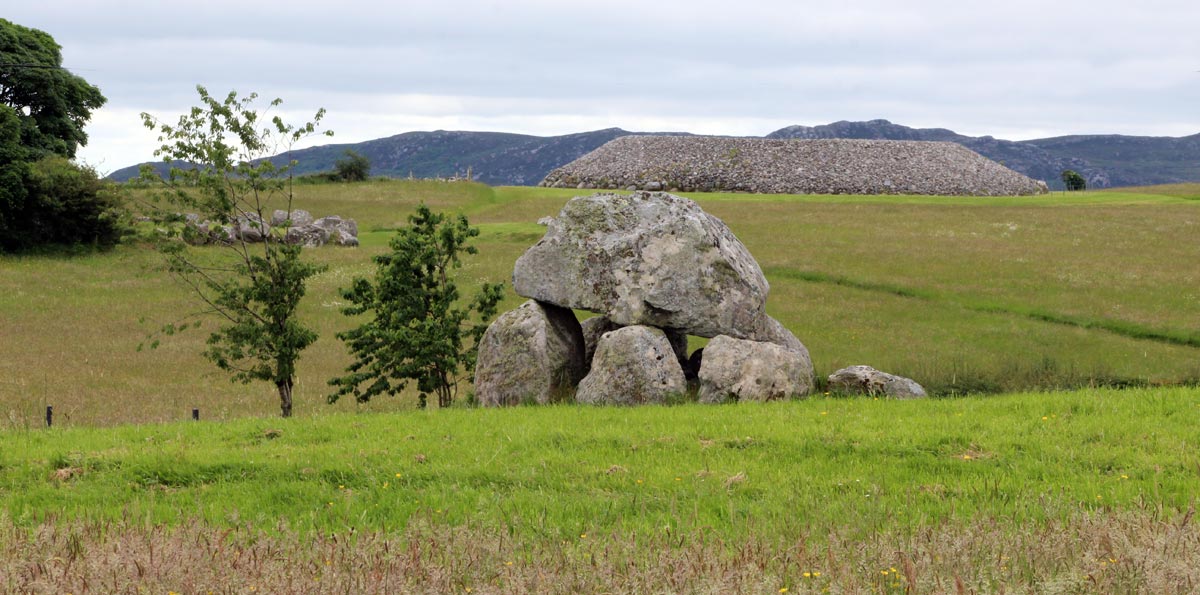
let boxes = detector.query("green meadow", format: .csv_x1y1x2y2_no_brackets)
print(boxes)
1,182,1199,592
1,182,1197,425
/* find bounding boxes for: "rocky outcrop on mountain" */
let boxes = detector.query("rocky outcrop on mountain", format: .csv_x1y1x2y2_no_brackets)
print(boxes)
827,365,926,398
540,136,1048,196
476,191,817,407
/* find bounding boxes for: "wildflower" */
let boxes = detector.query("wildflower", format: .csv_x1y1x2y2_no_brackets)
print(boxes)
1042,416,1049,421
779,589,788,593
506,561,514,566
675,477,681,481
820,411,828,415
1096,495,1102,500
396,473,402,478
636,479,643,484
803,572,811,578
962,455,972,460
1120,474,1129,480
814,572,821,577
580,533,587,539
338,485,344,490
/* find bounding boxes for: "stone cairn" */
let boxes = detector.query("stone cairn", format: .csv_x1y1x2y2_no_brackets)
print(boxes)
541,136,1049,197
181,209,358,247
474,191,817,406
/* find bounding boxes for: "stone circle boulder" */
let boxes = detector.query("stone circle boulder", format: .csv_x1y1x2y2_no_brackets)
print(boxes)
286,225,330,247
698,335,814,404
474,300,586,406
575,325,686,406
827,365,926,398
271,209,313,227
512,192,769,339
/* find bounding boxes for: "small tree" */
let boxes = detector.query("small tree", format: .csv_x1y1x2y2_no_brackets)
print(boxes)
1061,169,1086,192
333,149,370,182
329,204,504,408
139,86,332,417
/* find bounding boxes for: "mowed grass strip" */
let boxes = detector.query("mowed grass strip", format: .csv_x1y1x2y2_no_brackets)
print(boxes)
1,387,1198,592
3,387,1197,537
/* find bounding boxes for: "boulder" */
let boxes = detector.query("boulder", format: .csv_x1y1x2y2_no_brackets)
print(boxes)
286,224,330,247
331,228,359,247
698,335,814,404
580,315,621,371
575,325,687,406
474,300,586,406
271,209,313,227
512,192,769,339
235,213,267,242
827,365,926,398
749,315,807,354
313,215,358,237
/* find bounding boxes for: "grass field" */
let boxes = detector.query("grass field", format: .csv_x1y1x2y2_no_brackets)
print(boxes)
2,181,1198,426
3,181,1200,592
2,387,1198,592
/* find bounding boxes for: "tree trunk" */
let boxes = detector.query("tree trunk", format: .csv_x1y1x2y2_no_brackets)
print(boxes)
277,377,294,418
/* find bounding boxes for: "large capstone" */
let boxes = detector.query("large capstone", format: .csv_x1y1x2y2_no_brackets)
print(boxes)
474,300,586,406
698,335,814,404
827,365,926,398
513,192,769,339
575,325,687,406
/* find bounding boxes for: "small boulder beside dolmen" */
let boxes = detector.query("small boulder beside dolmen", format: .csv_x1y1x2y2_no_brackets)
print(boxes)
575,326,686,406
473,300,586,406
827,365,926,398
698,336,814,404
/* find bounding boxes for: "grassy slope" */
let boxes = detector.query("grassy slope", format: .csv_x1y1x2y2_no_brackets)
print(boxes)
3,183,1200,591
2,183,1200,426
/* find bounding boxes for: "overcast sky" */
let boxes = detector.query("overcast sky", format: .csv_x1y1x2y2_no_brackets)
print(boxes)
9,0,1200,173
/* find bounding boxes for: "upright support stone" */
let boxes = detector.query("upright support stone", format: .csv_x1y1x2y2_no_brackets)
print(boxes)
576,326,686,406
474,300,586,406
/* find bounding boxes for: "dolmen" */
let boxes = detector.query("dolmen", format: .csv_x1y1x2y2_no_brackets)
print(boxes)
475,191,815,406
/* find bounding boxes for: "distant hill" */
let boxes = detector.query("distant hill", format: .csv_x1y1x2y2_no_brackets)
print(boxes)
108,120,1200,190
107,128,677,186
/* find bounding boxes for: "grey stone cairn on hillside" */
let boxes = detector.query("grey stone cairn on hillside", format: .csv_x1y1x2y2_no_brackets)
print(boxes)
541,136,1048,196
827,365,927,398
698,335,815,404
474,300,586,406
575,326,687,406
512,191,769,339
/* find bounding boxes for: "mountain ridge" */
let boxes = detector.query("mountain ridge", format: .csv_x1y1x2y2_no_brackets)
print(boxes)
108,120,1200,190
